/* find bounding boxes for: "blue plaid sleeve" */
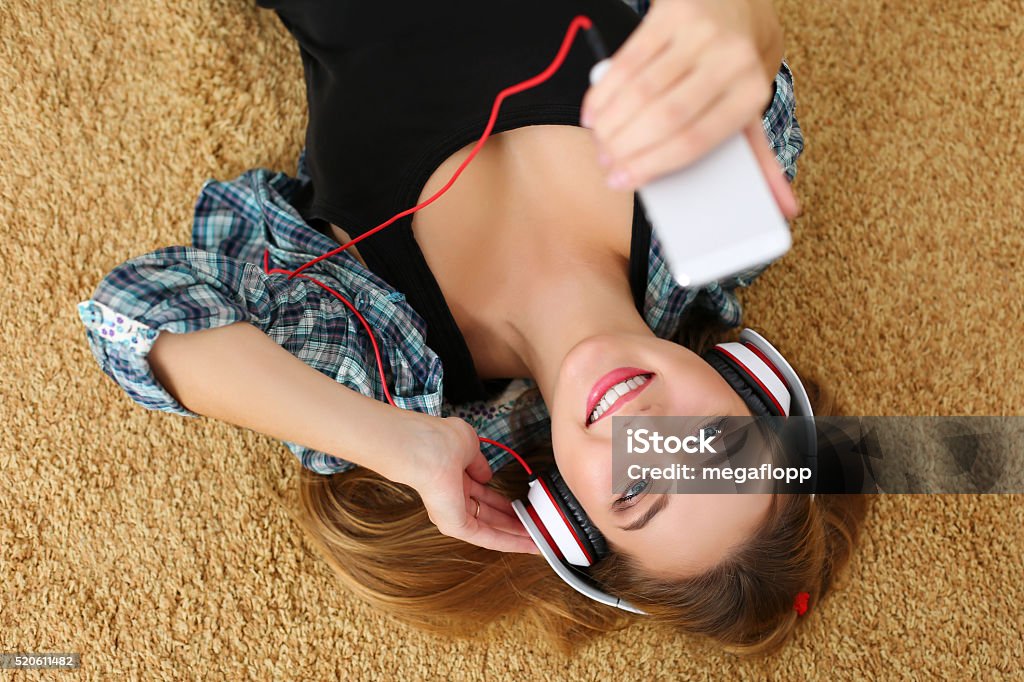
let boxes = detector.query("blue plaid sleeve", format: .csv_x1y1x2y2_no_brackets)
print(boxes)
77,246,371,474
77,246,362,409
446,378,552,473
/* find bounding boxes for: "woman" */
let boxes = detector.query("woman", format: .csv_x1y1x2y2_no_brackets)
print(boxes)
78,0,866,654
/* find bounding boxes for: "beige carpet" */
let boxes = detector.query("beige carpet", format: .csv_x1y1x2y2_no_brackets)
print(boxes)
2,0,1022,678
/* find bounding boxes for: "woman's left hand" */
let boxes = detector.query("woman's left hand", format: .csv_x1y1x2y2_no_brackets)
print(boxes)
581,0,798,218
399,416,539,555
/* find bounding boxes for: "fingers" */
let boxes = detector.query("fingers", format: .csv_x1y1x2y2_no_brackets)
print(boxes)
436,491,535,554
603,69,771,190
464,449,493,486
582,0,774,190
466,479,517,517
457,523,540,555
429,505,537,554
742,119,800,219
587,30,714,152
581,17,672,125
586,39,685,141
466,496,531,538
423,475,539,554
595,43,762,180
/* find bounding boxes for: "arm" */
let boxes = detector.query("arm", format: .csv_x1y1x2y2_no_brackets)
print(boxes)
148,321,534,553
78,244,536,553
74,241,423,475
148,320,438,482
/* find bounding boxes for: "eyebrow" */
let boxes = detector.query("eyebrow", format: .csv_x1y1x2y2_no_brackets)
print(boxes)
619,494,670,532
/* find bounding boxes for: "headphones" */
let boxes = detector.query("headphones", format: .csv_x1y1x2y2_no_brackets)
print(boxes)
510,329,817,614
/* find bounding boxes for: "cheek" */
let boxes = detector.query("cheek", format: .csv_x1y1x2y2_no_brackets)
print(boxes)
665,364,738,414
661,377,713,415
551,424,613,521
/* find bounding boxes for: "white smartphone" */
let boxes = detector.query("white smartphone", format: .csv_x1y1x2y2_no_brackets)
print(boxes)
589,60,792,288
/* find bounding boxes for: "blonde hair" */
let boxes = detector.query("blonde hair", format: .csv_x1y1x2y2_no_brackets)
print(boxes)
295,311,869,654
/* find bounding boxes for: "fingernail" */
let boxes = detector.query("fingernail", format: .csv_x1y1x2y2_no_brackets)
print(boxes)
580,109,593,128
607,169,632,190
597,151,611,167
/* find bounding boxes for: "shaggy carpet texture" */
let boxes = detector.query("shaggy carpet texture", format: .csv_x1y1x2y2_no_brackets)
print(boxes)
2,0,1021,679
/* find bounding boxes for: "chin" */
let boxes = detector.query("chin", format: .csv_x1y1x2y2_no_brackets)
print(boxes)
561,334,627,383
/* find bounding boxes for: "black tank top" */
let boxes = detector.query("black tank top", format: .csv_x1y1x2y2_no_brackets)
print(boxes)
259,0,652,403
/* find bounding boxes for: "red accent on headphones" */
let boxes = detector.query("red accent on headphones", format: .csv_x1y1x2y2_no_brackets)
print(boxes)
743,341,788,387
527,505,564,561
536,476,594,565
713,346,787,416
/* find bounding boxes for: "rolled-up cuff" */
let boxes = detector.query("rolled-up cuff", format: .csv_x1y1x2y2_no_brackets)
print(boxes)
77,300,199,417
762,59,805,182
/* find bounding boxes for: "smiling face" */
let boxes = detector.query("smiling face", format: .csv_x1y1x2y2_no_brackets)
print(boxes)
549,332,772,579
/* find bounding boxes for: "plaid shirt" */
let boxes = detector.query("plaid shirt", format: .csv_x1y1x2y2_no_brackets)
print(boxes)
77,47,803,475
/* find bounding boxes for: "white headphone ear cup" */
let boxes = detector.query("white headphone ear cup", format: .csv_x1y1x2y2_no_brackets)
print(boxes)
542,469,609,562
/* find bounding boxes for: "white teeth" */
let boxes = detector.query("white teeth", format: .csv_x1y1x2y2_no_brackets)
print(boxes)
588,374,651,424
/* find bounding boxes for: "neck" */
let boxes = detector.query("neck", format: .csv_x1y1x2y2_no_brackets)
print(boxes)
502,238,654,406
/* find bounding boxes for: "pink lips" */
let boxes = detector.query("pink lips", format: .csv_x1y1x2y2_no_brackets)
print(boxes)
585,367,654,427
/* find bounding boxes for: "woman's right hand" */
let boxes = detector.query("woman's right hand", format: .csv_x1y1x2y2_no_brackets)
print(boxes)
394,415,540,555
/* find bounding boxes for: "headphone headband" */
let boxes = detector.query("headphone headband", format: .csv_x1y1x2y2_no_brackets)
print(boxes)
707,329,818,499
709,342,793,416
736,329,814,421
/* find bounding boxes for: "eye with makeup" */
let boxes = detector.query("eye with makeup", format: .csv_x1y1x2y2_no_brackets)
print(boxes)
613,416,728,509
613,478,650,510
698,416,727,442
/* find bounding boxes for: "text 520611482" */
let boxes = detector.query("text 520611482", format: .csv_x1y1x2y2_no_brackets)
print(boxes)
0,653,82,670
